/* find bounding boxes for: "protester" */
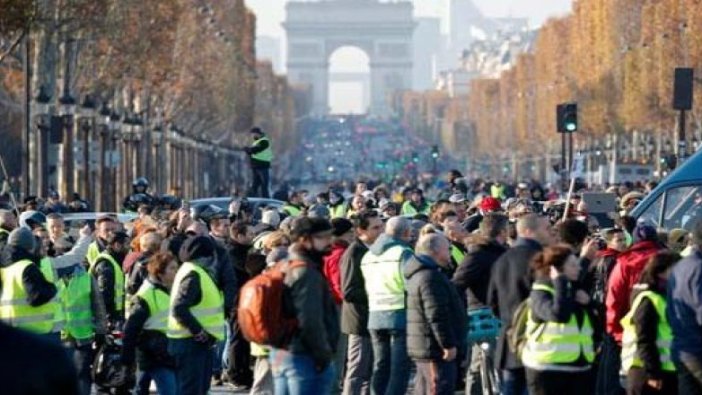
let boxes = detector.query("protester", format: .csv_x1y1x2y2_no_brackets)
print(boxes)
269,217,340,395
361,216,414,395
406,233,467,395
89,231,129,330
621,251,680,395
488,213,553,395
522,244,594,395
340,211,384,395
168,235,225,395
668,220,702,394
122,252,178,395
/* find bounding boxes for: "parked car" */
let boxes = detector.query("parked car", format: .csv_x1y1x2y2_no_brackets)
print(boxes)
189,197,285,222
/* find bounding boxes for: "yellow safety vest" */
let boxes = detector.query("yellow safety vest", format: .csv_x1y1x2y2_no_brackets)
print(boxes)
451,245,466,265
282,204,302,217
39,257,66,333
491,184,506,200
167,262,225,341
86,241,101,266
521,283,594,367
0,259,60,334
89,252,125,313
401,201,429,216
620,290,675,373
136,280,170,334
361,245,410,312
251,137,273,163
330,203,348,219
61,269,95,341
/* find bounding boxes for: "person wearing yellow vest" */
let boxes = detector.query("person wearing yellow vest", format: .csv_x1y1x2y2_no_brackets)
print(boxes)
167,236,225,395
401,188,431,216
620,251,680,394
89,231,129,329
86,214,118,267
282,191,304,218
491,181,507,200
521,245,595,395
58,262,108,395
361,216,415,395
245,127,273,198
328,190,348,219
0,228,59,339
123,252,178,395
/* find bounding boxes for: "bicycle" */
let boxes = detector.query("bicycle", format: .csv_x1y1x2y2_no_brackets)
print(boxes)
467,308,502,395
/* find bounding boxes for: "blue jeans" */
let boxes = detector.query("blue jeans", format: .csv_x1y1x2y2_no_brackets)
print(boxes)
270,349,334,395
369,329,410,395
168,338,214,395
69,343,94,395
501,368,527,395
134,367,176,395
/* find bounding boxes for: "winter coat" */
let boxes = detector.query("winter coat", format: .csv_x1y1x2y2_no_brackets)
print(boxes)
668,248,702,362
281,244,341,368
0,246,57,307
122,278,175,370
405,255,466,361
452,240,507,310
487,237,542,370
606,241,662,343
340,239,370,335
323,241,348,305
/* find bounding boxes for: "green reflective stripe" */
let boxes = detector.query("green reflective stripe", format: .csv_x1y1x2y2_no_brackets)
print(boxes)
532,284,555,294
0,299,31,306
9,313,56,324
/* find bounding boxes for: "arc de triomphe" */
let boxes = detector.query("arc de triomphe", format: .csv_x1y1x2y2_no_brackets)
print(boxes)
284,0,415,116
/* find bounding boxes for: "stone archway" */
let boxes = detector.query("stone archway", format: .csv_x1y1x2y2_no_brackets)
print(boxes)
284,0,415,117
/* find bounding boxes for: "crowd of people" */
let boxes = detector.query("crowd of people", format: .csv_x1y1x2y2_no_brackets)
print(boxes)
0,169,702,395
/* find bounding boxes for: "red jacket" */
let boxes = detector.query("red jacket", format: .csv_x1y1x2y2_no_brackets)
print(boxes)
605,240,662,342
323,241,349,305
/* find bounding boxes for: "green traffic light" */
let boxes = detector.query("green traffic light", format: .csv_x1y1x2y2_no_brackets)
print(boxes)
565,122,577,132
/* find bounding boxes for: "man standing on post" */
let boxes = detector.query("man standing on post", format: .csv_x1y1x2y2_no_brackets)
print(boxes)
340,211,384,395
244,127,273,198
361,216,414,395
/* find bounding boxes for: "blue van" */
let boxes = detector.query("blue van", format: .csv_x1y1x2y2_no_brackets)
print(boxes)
631,149,702,230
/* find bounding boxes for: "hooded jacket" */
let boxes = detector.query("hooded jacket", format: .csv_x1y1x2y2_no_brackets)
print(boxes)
364,233,414,330
405,254,466,361
282,243,340,368
606,240,662,343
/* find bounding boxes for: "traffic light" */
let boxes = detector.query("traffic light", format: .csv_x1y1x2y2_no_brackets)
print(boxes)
431,145,439,159
412,152,419,163
557,103,578,133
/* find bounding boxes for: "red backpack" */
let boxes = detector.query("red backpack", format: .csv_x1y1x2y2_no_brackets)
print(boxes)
237,260,306,347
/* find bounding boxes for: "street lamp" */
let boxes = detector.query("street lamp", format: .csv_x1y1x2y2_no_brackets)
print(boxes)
96,102,111,211
33,85,52,197
78,94,97,201
58,90,76,198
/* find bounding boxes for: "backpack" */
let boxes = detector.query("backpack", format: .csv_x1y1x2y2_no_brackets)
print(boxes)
506,298,532,358
237,260,306,347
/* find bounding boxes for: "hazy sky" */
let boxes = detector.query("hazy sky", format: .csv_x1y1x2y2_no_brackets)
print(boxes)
245,0,574,38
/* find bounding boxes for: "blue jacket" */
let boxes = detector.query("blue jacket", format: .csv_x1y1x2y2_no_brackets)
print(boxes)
366,233,414,330
667,249,702,362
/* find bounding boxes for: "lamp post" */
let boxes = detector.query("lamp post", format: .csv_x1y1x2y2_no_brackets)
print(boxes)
109,110,122,210
121,112,135,202
151,123,163,195
78,94,96,203
34,85,52,198
132,113,144,181
96,102,111,211
58,90,76,200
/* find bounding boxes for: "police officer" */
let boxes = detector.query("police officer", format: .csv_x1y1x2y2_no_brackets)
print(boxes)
89,231,129,330
244,127,273,198
123,177,156,213
168,236,225,395
0,228,59,340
